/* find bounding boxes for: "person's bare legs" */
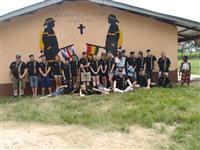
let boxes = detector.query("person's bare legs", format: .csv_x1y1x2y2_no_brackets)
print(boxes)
48,87,52,94
96,75,100,85
42,88,45,96
54,77,59,89
114,88,124,93
147,79,151,89
58,77,62,87
92,76,96,87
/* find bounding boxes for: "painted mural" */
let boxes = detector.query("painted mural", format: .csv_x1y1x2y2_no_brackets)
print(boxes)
105,14,122,56
40,14,123,60
40,17,59,61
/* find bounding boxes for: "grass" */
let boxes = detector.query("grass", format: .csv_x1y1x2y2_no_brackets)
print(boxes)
1,84,200,149
178,59,200,75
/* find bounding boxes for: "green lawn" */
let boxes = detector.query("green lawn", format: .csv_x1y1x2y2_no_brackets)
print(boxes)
178,59,200,75
1,84,200,149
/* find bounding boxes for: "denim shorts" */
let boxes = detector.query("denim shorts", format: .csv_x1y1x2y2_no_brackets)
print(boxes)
29,76,39,88
40,76,51,88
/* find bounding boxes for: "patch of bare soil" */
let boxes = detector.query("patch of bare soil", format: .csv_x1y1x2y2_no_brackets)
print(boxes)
1,122,171,150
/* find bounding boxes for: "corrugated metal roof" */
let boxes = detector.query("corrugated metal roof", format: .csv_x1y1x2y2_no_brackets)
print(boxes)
1,0,200,42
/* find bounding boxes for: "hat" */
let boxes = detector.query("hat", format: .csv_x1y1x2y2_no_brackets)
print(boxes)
16,54,21,59
43,17,55,26
108,14,119,23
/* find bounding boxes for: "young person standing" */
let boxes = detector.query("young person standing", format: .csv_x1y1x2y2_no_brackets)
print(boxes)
39,55,52,95
145,49,156,88
157,52,171,77
9,55,27,97
99,52,108,87
179,56,191,86
51,55,63,88
107,51,115,88
27,54,39,96
127,51,137,83
62,58,72,85
70,55,80,84
90,55,100,87
80,52,91,86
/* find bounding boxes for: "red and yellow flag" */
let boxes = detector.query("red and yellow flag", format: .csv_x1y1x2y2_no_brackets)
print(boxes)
86,44,100,56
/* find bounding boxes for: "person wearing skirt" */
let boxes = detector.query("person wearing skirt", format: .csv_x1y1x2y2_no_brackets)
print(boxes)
179,56,191,86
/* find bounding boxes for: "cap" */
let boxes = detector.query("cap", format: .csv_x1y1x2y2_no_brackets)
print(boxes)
108,14,119,23
43,17,55,26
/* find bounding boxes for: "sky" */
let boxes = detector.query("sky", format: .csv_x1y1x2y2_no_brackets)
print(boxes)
0,0,200,22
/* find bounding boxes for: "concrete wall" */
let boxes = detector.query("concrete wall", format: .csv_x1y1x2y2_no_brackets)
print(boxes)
0,1,178,84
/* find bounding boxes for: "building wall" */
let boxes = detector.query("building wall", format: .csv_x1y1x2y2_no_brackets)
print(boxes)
0,1,178,86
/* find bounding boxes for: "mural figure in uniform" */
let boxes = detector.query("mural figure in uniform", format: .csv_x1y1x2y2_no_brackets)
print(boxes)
105,14,122,57
41,17,59,61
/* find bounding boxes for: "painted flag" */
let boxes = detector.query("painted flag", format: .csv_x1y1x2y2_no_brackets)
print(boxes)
59,44,78,60
40,31,44,51
118,30,123,48
60,47,70,60
86,44,100,56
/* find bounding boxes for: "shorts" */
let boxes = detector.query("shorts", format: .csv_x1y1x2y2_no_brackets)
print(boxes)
81,72,91,82
40,76,51,88
12,77,26,91
29,76,39,88
146,70,152,79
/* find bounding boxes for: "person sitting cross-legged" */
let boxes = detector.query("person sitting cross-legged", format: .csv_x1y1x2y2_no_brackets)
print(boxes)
113,68,133,93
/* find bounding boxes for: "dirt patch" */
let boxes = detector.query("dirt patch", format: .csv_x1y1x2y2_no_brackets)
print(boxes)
1,122,170,149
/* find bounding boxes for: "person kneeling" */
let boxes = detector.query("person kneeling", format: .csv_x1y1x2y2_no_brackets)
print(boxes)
158,72,171,88
113,68,133,93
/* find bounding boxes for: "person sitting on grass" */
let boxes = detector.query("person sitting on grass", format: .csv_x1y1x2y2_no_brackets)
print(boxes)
137,68,148,88
179,55,191,86
113,68,133,93
40,82,79,99
158,72,172,88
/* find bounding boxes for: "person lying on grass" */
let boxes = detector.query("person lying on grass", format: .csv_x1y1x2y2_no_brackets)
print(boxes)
113,68,133,93
40,82,79,99
79,84,111,96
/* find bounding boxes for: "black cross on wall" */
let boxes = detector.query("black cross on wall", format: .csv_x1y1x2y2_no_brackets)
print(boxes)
77,24,85,35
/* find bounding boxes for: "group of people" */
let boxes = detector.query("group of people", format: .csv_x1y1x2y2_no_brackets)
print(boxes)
9,49,191,98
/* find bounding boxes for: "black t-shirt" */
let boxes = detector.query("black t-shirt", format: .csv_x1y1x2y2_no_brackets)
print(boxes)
51,61,63,75
62,62,71,79
99,58,108,71
127,57,137,68
27,61,39,76
39,61,51,75
114,74,128,90
157,57,171,72
70,60,79,76
137,75,147,87
90,60,99,72
107,57,115,71
10,61,27,79
80,58,90,72
145,55,156,71
136,57,145,71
